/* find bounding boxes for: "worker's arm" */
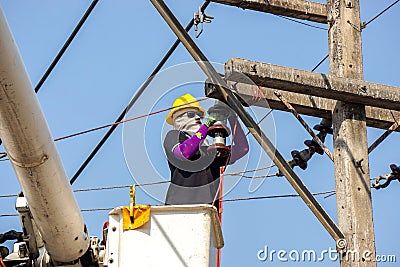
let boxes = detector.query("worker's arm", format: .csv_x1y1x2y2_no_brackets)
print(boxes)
173,118,216,160
228,116,249,164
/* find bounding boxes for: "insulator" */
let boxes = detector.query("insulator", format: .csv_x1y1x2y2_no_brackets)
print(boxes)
291,150,308,170
390,164,400,176
313,124,333,135
304,140,324,155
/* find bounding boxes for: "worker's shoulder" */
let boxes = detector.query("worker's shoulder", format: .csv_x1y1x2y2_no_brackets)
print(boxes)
164,129,179,140
164,130,188,148
165,130,192,139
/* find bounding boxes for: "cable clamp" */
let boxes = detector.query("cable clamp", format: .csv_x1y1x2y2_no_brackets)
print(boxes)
372,164,400,189
194,6,213,38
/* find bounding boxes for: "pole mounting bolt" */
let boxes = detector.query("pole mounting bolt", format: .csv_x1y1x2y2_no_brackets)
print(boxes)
355,158,365,174
250,64,257,74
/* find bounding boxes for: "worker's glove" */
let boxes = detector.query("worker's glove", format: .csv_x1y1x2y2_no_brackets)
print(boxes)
204,117,217,128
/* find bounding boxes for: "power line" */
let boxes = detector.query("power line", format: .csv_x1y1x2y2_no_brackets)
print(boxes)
309,1,399,72
69,1,211,185
73,181,169,193
0,189,335,218
363,0,400,28
311,54,329,72
0,189,336,218
245,109,273,136
277,15,327,31
222,190,335,203
0,164,278,199
81,207,114,213
0,193,18,199
55,97,207,142
0,163,299,199
224,164,276,176
0,179,338,204
0,208,114,218
0,214,18,218
241,173,278,179
34,0,99,93
0,98,208,156
0,181,169,200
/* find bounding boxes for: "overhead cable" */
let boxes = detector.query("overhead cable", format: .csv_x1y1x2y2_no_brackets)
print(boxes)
277,15,327,30
0,189,336,218
73,181,169,193
222,190,335,203
311,54,329,72
362,0,400,28
0,181,170,200
310,1,399,72
34,0,99,93
241,173,279,179
0,166,285,199
224,164,276,176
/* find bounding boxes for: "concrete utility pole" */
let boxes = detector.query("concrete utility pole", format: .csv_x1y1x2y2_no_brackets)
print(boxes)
328,0,376,266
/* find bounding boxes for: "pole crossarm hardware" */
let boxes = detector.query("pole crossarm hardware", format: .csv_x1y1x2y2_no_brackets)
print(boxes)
225,80,400,132
225,58,400,113
209,0,327,23
150,0,346,246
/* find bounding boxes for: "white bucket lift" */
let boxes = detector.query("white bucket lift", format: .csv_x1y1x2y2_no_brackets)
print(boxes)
104,205,224,267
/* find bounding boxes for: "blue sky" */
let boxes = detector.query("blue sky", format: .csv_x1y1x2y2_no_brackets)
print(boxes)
0,1,399,266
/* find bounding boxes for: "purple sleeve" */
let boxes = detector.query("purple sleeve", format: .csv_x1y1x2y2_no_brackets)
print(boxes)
173,125,208,160
228,116,249,164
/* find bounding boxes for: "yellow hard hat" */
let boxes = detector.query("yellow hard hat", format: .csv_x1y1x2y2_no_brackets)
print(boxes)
165,94,205,125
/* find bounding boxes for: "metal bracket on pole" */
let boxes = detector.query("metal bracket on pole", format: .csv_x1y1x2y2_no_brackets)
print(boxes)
193,6,213,38
150,0,345,245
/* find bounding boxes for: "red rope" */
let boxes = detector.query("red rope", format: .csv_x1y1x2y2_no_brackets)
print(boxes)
216,166,224,267
0,97,208,155
249,85,265,105
213,117,239,267
55,97,208,142
0,258,6,267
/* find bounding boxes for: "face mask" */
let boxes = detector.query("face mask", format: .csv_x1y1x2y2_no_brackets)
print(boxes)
173,111,202,133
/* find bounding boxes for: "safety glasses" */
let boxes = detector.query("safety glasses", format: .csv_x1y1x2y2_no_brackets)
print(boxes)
176,110,204,119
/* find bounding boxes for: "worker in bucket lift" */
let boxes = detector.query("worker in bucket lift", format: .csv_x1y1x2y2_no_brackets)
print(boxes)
164,93,249,208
